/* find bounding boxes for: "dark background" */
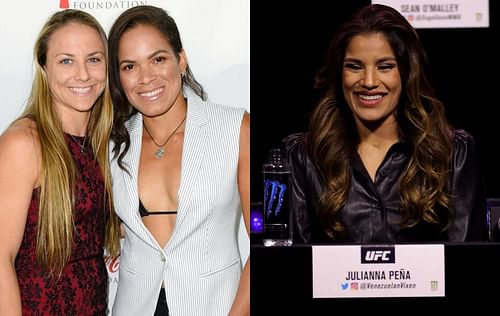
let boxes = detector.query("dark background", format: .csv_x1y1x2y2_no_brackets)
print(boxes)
250,0,500,203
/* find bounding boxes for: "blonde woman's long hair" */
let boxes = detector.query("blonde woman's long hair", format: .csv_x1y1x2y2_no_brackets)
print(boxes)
20,9,120,275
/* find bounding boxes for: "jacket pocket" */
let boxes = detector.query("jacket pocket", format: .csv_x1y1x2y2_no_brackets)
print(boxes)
120,262,138,276
200,258,240,278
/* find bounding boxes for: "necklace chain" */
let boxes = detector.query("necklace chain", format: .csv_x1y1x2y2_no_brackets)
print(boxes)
143,115,187,159
69,134,87,153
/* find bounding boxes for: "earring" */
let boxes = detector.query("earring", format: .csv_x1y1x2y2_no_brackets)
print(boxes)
181,71,186,78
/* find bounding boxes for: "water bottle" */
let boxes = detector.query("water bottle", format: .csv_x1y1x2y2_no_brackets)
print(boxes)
262,148,292,246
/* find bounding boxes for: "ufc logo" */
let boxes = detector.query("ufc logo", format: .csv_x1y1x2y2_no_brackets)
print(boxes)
361,246,395,264
365,250,391,261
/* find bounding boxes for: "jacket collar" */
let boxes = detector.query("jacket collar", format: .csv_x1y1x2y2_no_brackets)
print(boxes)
126,87,209,136
122,87,210,250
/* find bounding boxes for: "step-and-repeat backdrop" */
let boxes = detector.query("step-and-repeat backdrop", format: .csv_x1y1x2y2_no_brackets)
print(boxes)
0,0,249,311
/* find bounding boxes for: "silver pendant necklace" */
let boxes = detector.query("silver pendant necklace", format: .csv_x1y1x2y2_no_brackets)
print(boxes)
143,115,187,159
69,134,87,153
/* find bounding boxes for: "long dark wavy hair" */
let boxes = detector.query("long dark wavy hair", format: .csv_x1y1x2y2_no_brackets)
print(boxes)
108,5,206,170
309,4,453,239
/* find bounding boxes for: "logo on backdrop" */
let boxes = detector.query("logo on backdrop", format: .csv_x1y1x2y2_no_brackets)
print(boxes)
104,254,120,285
361,246,395,264
58,0,148,10
105,254,120,273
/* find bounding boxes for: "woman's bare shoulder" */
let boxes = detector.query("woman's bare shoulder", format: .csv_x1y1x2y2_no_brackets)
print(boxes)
0,118,39,161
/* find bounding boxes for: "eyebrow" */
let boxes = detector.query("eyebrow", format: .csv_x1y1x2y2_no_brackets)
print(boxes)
54,51,105,58
344,56,397,63
119,49,170,66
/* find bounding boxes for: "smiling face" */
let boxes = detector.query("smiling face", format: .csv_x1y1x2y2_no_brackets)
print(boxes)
342,32,402,129
118,24,186,118
45,22,106,116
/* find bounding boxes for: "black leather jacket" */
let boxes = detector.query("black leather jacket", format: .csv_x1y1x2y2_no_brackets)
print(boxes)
284,129,487,243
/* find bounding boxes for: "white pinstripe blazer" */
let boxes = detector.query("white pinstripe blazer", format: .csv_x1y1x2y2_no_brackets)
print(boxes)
110,89,245,316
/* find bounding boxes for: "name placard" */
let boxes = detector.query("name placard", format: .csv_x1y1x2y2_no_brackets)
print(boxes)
312,244,445,298
372,0,489,28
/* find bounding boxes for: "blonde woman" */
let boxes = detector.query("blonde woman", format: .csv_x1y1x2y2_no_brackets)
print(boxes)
0,9,120,315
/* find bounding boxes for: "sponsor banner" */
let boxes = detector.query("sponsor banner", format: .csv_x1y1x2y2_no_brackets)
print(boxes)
0,0,249,131
372,0,489,28
312,244,445,298
104,253,120,304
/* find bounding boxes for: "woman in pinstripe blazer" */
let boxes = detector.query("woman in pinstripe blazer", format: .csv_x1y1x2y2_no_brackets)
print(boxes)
107,5,250,316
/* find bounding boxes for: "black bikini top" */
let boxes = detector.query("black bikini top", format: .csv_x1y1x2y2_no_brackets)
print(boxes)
139,199,177,217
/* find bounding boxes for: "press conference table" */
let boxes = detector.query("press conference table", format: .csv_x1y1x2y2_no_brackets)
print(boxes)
251,242,500,315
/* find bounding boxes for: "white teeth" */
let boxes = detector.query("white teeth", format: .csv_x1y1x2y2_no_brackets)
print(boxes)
70,87,92,94
359,94,382,100
139,87,163,97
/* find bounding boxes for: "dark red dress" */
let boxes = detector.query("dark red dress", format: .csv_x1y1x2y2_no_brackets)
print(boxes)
14,134,109,315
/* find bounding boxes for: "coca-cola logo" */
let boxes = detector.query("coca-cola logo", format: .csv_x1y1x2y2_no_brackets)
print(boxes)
59,0,69,9
104,254,120,273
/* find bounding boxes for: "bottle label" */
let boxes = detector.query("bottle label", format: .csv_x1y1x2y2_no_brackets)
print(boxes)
263,172,291,241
